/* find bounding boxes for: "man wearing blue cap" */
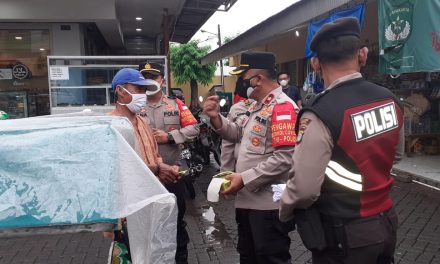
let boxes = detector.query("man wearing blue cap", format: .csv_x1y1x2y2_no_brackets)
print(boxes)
280,17,404,263
109,68,180,185
106,68,180,260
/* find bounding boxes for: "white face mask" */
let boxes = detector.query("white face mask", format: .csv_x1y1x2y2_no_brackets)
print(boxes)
246,87,254,98
279,80,288,87
117,87,146,114
144,80,162,96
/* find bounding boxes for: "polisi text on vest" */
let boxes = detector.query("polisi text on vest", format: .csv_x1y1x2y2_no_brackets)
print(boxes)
351,102,398,142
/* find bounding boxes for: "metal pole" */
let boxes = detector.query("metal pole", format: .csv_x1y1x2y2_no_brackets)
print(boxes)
217,24,224,91
163,9,172,95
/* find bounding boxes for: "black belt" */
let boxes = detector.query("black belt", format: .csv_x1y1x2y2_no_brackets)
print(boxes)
321,208,394,225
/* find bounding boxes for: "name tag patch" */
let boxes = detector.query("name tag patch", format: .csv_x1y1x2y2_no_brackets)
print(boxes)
351,102,398,142
164,111,179,117
254,116,267,125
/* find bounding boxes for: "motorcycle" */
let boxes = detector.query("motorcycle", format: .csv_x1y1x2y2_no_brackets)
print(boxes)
188,96,225,166
198,112,222,165
179,141,204,199
180,98,227,199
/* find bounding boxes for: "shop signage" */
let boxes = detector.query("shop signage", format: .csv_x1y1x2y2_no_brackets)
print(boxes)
50,66,69,80
0,69,13,80
13,81,25,86
12,64,30,80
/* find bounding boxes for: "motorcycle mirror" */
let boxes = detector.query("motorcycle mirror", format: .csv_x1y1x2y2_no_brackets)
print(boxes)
199,96,204,103
219,99,226,107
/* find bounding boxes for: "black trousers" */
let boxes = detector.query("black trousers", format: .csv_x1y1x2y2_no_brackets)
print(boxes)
165,180,190,264
312,208,398,264
235,208,294,264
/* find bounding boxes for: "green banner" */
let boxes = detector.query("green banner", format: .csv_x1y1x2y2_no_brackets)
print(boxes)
378,0,440,74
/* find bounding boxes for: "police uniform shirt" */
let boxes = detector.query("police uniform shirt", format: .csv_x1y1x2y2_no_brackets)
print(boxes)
220,100,253,172
140,95,199,165
279,73,405,222
216,87,299,210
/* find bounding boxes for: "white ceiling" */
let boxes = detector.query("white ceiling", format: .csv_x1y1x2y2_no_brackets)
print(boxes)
0,0,186,49
116,0,185,38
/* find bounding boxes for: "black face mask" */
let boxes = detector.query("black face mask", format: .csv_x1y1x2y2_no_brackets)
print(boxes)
243,75,259,98
242,74,259,89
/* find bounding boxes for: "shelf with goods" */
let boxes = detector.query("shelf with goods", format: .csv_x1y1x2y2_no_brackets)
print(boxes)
394,72,440,155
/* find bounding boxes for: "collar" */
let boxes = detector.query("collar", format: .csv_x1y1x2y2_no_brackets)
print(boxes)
253,87,283,111
326,72,362,90
147,94,166,108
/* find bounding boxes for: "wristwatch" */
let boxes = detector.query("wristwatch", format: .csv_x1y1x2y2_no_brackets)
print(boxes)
167,133,175,144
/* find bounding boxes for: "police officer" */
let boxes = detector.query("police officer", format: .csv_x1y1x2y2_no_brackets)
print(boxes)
204,51,298,264
279,18,405,264
138,62,199,264
220,77,254,172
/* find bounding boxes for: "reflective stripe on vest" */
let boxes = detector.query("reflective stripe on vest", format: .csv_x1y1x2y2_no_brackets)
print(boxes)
325,161,363,191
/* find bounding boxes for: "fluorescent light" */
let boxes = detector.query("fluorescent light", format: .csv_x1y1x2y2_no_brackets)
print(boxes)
136,28,142,32
295,30,300,37
15,36,22,40
39,48,45,51
136,17,143,21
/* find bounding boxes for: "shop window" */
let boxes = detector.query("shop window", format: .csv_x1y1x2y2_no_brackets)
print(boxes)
0,29,50,118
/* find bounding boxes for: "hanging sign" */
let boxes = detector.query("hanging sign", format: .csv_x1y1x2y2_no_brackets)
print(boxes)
378,0,440,74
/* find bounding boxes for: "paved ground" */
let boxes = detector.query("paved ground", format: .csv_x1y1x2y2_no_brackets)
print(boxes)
1,160,440,264
187,161,440,264
0,232,111,264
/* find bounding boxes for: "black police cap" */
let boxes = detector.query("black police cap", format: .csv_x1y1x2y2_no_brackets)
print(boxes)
139,62,164,76
230,51,276,75
310,17,361,52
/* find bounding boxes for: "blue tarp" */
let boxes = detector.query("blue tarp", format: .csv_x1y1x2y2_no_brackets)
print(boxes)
304,4,366,58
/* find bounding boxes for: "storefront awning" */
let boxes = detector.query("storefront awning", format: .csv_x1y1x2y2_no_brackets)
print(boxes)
201,0,353,65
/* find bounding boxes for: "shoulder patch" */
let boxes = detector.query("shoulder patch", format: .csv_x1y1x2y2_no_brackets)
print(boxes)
176,99,197,127
296,117,312,144
271,102,298,148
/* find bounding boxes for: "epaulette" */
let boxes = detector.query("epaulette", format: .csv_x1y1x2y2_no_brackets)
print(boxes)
304,89,330,107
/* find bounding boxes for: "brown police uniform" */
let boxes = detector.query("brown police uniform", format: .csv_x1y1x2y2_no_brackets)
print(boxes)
216,85,298,263
140,95,199,165
279,18,405,264
220,99,253,172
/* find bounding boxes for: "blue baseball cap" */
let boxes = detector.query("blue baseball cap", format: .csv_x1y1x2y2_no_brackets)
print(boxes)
111,68,152,90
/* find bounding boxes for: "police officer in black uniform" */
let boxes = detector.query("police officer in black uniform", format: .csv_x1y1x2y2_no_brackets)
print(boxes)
280,17,405,263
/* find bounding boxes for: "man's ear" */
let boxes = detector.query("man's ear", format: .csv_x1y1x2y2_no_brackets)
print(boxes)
116,85,127,98
115,85,122,95
359,47,369,67
311,57,321,72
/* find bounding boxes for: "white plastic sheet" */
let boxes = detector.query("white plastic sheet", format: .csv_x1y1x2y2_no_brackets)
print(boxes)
0,114,177,264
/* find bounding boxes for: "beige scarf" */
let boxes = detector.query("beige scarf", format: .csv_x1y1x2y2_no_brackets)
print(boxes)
133,116,160,166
